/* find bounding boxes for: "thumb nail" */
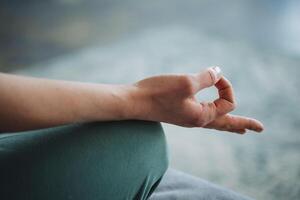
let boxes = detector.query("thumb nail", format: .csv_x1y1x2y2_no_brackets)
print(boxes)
208,66,222,84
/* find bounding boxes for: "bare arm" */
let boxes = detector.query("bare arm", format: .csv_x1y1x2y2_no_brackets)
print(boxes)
0,67,263,133
0,73,132,132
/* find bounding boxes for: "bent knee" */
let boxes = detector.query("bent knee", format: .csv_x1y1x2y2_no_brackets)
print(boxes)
91,120,169,179
0,120,169,200
78,120,169,199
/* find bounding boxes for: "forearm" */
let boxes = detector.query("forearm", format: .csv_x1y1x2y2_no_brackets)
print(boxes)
0,67,264,134
0,73,134,132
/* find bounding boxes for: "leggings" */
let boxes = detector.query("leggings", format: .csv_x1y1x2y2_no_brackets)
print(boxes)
0,120,168,200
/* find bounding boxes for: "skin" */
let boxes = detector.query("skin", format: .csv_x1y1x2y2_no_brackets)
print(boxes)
0,67,263,134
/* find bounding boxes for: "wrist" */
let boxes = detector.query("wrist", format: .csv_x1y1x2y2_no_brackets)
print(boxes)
89,83,151,122
121,84,150,121
83,84,140,122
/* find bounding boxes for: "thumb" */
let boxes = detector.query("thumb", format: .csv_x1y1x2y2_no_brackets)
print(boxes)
195,66,222,91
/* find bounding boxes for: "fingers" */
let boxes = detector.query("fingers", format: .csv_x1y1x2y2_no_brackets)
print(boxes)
195,76,236,124
213,77,236,116
191,67,263,134
241,116,264,132
231,115,264,132
204,114,264,134
194,66,222,91
194,67,235,119
215,77,235,103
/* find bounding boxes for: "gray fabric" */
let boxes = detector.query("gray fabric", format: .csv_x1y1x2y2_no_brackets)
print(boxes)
151,169,253,200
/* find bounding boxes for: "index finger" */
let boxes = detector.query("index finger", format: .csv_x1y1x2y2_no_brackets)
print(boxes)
213,77,236,116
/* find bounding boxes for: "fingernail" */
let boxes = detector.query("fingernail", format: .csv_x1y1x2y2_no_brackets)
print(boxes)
255,120,264,132
208,66,222,83
212,66,222,80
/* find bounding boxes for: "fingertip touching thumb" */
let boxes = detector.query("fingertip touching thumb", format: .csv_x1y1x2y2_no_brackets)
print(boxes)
196,66,222,90
208,66,222,84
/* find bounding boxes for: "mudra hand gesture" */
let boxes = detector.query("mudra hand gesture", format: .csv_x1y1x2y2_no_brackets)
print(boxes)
132,67,263,134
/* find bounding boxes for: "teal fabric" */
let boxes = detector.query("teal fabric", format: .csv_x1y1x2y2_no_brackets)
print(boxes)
0,120,168,200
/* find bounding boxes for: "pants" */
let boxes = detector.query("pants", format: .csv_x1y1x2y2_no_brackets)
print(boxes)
0,120,169,200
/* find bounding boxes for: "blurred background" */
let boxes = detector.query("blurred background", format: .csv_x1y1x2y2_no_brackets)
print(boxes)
1,0,299,199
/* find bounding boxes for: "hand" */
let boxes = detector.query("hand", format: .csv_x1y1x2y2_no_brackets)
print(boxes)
130,67,263,134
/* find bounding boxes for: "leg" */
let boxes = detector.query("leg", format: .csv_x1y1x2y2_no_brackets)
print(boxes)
0,120,168,200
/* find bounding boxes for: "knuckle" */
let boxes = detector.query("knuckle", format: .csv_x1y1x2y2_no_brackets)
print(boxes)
178,75,195,95
226,101,236,112
225,123,232,130
247,118,254,128
231,101,237,110
230,101,236,111
227,81,233,88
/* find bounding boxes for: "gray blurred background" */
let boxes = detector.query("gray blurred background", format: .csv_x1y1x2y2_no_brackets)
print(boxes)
1,0,300,199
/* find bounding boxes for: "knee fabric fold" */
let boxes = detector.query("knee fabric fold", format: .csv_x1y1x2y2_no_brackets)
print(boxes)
0,120,169,200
